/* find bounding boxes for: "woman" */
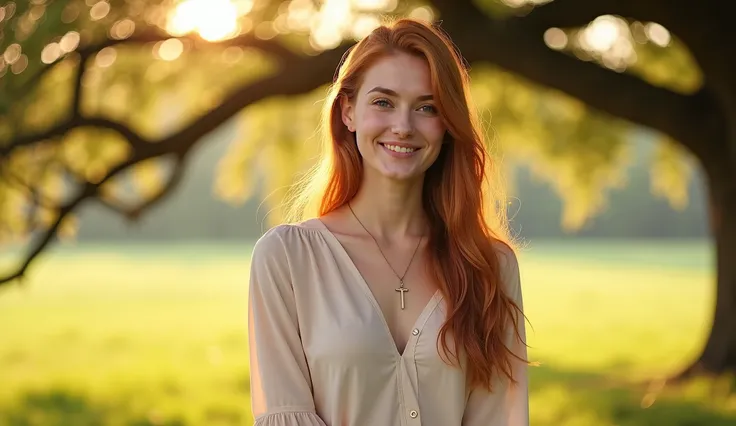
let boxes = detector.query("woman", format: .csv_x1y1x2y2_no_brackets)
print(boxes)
247,18,529,426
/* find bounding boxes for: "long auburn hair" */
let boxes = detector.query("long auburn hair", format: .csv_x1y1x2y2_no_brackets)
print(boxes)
286,18,526,391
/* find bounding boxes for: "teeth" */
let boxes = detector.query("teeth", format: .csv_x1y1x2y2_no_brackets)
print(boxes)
384,144,416,153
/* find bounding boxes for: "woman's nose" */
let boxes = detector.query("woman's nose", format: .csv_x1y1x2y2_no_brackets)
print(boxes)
391,112,414,139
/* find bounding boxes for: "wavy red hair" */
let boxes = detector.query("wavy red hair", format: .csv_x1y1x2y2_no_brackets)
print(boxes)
286,18,526,391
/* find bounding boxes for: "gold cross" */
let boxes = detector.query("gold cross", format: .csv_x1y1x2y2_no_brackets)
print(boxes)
395,280,408,310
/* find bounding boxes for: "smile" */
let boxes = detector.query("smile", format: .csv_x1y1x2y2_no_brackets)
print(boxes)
380,143,420,155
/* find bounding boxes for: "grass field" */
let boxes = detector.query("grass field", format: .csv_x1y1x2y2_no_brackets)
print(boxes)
0,239,734,426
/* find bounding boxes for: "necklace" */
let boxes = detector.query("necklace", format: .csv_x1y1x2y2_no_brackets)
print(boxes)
347,203,423,310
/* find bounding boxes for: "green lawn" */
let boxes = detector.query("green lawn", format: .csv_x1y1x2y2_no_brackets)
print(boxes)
0,240,734,426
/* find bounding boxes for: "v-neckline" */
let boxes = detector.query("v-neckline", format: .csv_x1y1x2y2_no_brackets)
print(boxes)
312,218,442,358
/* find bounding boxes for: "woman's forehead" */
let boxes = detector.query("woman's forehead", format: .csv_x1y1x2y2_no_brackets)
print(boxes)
359,53,433,98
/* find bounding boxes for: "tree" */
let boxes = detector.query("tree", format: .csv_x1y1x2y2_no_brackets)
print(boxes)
0,0,733,378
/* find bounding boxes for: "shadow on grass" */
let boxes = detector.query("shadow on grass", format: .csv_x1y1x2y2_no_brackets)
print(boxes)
0,389,188,426
529,364,736,426
1,368,733,426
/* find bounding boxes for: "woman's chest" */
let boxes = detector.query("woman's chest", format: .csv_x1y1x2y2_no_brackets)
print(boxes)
291,259,449,369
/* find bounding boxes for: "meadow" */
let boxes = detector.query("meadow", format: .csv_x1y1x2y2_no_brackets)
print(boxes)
0,239,734,426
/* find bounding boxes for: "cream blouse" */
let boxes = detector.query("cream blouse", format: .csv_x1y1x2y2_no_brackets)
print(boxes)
247,219,529,426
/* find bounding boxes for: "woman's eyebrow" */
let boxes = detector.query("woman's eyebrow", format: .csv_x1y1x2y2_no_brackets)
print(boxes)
367,86,433,101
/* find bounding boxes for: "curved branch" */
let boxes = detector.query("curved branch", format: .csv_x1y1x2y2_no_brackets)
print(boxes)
0,166,56,209
1,116,152,158
13,30,301,100
0,41,352,287
72,53,90,116
158,42,352,155
3,30,313,162
519,0,674,30
439,1,723,163
0,182,97,286
98,152,189,221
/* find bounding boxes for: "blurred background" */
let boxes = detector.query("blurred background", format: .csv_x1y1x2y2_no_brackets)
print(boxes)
1,0,735,425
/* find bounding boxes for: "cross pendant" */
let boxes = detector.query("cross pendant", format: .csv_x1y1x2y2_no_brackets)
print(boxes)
395,281,408,310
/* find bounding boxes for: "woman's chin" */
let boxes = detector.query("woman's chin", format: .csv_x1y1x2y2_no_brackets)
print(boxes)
375,165,424,182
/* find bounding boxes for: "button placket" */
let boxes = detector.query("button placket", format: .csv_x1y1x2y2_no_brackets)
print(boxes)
400,344,422,424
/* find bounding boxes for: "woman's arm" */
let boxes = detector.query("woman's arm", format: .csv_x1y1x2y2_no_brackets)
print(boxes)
248,226,328,426
462,246,529,426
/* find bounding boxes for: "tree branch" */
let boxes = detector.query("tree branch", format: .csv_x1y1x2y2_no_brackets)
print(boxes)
98,152,189,221
72,53,90,117
0,165,56,235
3,30,316,162
0,41,352,287
519,0,673,30
0,182,97,286
13,30,301,100
0,166,56,210
438,2,722,163
158,42,352,155
1,116,153,158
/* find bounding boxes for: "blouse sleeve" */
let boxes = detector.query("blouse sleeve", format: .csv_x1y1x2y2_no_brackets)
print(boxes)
247,226,328,426
462,245,529,426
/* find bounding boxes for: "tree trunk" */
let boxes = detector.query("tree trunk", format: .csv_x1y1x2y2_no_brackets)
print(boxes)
678,157,736,378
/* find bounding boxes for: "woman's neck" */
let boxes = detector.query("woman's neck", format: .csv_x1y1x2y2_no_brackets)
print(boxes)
347,172,428,241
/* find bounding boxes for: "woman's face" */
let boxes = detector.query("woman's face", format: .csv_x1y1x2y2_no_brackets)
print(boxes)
341,52,447,182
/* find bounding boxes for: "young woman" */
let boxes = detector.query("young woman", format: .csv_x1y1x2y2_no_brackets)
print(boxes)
247,18,529,426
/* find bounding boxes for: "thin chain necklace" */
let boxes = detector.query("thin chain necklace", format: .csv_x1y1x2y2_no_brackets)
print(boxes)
347,202,423,310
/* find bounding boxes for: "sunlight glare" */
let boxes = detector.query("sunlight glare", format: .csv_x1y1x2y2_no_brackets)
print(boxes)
60,31,81,52
167,0,243,42
408,6,434,22
500,0,551,6
95,47,117,68
578,15,636,71
544,27,567,50
110,19,136,40
158,39,184,61
351,14,380,39
311,0,351,49
89,1,110,21
10,54,28,75
352,0,397,12
583,15,621,52
287,0,316,32
645,22,671,47
41,42,62,64
3,43,21,65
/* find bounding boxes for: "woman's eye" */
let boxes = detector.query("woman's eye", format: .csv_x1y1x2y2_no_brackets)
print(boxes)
419,105,437,114
373,99,391,107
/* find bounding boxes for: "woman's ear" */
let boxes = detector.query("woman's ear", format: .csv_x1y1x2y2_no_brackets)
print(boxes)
340,95,356,133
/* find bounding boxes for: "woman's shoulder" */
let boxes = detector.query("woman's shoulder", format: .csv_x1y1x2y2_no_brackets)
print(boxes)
491,238,522,297
251,218,328,259
492,239,519,273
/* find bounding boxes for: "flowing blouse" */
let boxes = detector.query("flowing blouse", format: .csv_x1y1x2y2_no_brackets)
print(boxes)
247,219,529,426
